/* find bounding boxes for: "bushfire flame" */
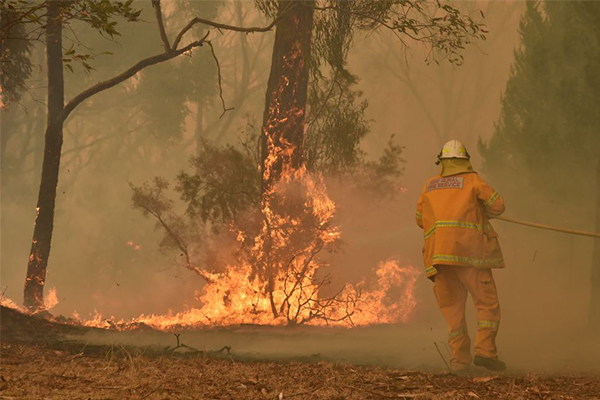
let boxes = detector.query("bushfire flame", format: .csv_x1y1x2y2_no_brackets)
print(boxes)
70,167,420,331
3,27,421,331
1,287,58,313
70,259,419,331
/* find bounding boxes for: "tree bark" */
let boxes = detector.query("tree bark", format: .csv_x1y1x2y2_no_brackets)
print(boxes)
257,1,313,318
24,0,64,310
590,156,600,332
260,0,313,191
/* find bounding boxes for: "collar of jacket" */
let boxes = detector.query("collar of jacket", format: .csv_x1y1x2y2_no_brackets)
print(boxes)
440,159,474,177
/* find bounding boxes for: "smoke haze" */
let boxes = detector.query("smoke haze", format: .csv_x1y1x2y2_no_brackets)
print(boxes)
2,0,598,371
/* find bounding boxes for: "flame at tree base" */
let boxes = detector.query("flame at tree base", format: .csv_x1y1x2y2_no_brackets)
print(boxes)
0,287,58,314
73,259,419,331
1,166,422,331
1,168,422,332
2,167,420,331
74,167,421,331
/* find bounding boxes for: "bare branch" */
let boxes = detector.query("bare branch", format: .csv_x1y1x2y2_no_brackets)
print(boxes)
207,41,233,119
151,0,171,52
54,0,284,127
135,200,213,284
57,39,206,127
171,3,296,51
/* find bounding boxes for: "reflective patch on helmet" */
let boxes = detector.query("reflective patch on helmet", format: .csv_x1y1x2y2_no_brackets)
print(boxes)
426,177,464,192
442,148,467,155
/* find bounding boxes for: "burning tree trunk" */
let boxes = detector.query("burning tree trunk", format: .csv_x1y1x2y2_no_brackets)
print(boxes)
258,0,314,318
591,156,600,332
260,0,314,190
23,1,64,310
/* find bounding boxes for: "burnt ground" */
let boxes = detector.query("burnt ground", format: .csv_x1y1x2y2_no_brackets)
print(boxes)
1,306,600,400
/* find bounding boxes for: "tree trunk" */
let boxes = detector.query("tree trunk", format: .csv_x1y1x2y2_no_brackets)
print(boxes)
257,0,313,319
0,107,16,164
259,0,313,191
23,1,64,310
195,102,204,153
590,156,600,332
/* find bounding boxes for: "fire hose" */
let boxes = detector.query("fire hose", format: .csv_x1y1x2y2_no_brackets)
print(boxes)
494,215,600,239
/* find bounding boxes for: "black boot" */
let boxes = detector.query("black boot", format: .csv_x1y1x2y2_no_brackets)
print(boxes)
473,356,506,371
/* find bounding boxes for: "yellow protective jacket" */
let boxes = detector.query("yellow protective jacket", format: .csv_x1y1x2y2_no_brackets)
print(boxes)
416,172,505,278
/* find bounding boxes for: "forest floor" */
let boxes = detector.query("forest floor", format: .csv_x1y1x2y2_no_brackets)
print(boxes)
1,306,600,400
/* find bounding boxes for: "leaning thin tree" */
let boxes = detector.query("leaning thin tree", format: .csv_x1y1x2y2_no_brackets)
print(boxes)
22,0,283,311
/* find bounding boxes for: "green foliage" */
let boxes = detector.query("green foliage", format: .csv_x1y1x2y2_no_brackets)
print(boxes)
305,71,369,173
350,136,406,200
304,67,405,197
62,45,97,74
176,125,262,225
479,1,600,217
2,0,144,76
64,0,142,38
0,4,33,107
255,1,486,73
311,0,487,72
131,176,173,218
62,1,142,73
368,135,405,180
0,1,46,42
253,0,280,19
172,117,404,231
255,0,488,79
311,0,353,73
130,177,199,256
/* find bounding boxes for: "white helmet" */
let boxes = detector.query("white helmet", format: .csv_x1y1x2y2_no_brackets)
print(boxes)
436,140,470,165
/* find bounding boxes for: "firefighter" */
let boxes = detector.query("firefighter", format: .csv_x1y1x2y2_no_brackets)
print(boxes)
416,140,506,372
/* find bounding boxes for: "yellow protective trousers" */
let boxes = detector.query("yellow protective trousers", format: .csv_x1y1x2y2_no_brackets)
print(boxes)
433,265,501,369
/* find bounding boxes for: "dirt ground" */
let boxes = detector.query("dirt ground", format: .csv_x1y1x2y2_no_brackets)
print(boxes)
1,307,600,400
3,342,600,400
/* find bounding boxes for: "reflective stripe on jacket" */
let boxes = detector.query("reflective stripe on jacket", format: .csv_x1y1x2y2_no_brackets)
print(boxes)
416,172,505,278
